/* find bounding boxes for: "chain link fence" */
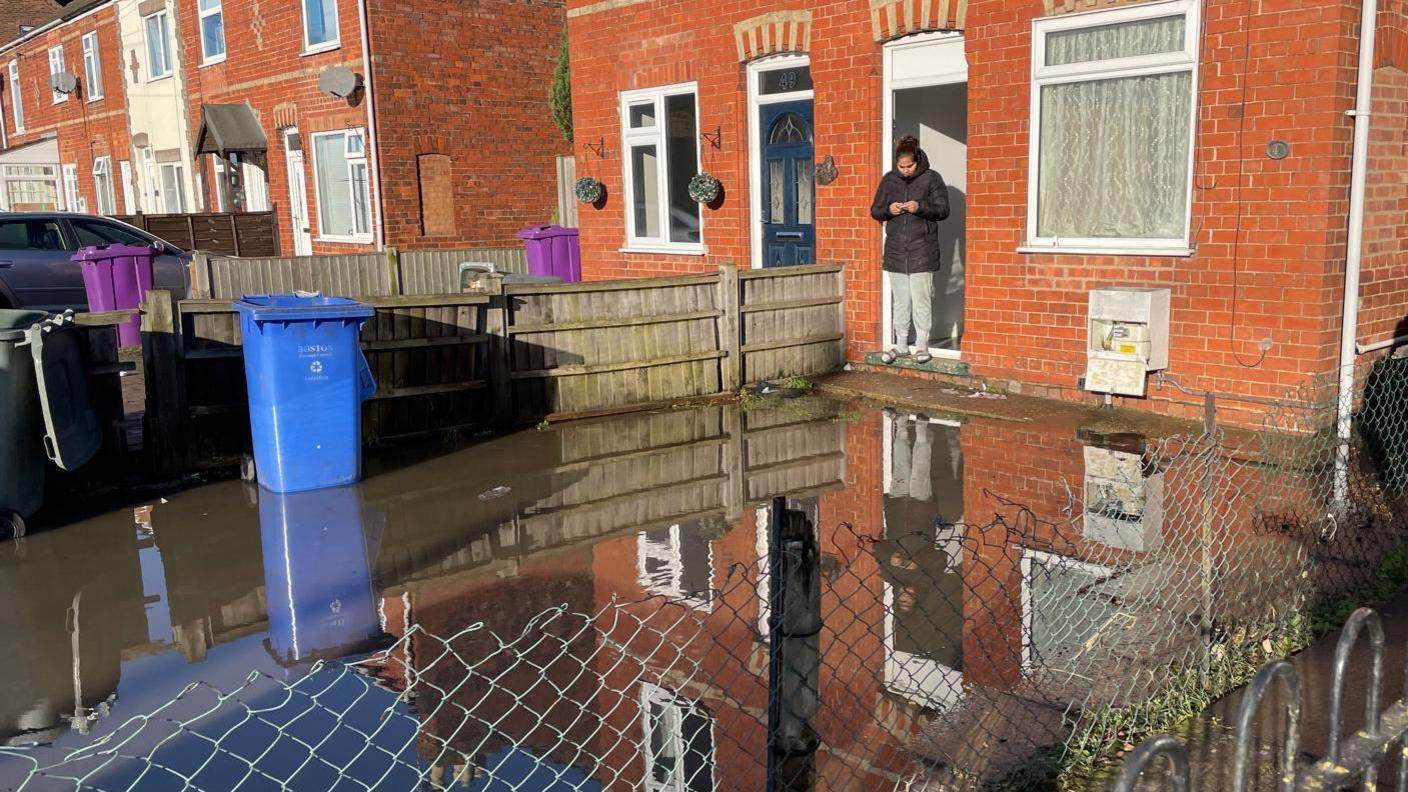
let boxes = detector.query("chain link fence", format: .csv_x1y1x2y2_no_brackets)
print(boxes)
3,357,1408,790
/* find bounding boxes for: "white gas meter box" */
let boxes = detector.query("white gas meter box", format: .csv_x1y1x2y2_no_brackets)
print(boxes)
1083,287,1171,397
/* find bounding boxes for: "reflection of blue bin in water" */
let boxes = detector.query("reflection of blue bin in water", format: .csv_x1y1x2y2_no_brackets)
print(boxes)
235,294,376,493
259,485,385,665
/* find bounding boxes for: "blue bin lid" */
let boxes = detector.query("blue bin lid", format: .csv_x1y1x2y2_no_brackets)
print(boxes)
234,293,374,321
516,224,579,240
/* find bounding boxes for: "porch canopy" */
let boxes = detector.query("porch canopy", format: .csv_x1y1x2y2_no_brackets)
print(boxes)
194,103,268,155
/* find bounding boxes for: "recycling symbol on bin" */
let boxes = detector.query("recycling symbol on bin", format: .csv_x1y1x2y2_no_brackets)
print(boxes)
330,597,342,615
309,360,324,374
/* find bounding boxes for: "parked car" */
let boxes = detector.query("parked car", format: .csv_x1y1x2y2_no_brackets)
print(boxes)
0,212,191,312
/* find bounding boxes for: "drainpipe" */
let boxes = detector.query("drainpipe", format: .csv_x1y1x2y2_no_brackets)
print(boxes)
356,0,385,251
1333,0,1378,508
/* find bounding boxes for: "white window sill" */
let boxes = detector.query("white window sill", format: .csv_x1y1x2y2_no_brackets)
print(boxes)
85,96,103,104
316,235,373,245
200,54,227,68
1017,245,1194,258
301,42,342,57
619,244,707,256
147,74,173,83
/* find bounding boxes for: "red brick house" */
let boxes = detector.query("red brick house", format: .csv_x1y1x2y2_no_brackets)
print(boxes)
176,0,569,255
566,0,1408,424
0,1,131,216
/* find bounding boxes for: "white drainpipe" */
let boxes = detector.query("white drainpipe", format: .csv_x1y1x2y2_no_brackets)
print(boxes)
357,0,385,251
1334,0,1379,507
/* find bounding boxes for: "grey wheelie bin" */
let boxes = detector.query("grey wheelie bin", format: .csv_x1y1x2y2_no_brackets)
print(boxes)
0,310,49,535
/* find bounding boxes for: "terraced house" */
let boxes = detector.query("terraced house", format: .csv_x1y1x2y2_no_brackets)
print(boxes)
565,0,1408,424
0,0,568,254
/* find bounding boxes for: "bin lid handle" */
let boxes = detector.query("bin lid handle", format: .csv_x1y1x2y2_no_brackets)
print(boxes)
292,289,321,298
459,262,497,274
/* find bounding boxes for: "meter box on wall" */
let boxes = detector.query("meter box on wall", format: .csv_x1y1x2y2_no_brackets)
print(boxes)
1083,287,1171,397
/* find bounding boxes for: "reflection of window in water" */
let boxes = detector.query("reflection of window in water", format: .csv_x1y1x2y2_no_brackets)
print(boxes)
880,412,966,708
1081,445,1164,552
1021,549,1117,674
641,682,715,792
637,523,714,609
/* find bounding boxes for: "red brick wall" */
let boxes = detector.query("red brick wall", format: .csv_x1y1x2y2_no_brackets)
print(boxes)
365,0,567,249
1,5,131,213
566,0,1391,427
177,0,375,254
1357,65,1408,354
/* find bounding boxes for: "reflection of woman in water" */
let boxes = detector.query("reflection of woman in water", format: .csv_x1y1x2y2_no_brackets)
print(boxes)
872,519,963,672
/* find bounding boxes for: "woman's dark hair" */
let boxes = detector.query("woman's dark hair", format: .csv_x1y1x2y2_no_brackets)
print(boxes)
895,135,920,162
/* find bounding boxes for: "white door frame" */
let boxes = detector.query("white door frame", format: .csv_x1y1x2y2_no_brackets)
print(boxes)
746,53,812,270
284,128,313,256
880,32,967,360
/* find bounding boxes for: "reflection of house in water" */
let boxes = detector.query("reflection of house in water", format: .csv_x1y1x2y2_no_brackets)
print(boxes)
0,510,146,744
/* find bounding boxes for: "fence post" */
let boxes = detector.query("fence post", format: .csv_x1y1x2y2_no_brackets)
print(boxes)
186,214,197,252
189,251,212,299
1200,390,1215,677
484,276,513,426
718,262,741,392
230,214,241,257
141,290,192,479
385,246,403,296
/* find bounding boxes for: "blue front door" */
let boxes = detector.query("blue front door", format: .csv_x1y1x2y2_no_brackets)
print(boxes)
760,100,815,267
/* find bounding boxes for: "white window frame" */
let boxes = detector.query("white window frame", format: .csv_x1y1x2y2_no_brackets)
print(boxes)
48,45,67,104
1019,548,1116,672
1022,0,1200,256
7,60,22,132
198,0,226,65
61,164,84,212
158,161,186,213
309,127,372,243
119,159,135,213
635,523,714,611
639,682,716,792
143,10,173,81
92,156,116,214
618,82,704,255
301,0,341,55
81,32,103,101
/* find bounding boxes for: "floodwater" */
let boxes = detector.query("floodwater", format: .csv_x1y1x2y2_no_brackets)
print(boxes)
0,397,1336,790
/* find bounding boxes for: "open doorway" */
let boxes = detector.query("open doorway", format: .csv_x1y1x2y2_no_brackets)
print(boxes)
882,34,967,358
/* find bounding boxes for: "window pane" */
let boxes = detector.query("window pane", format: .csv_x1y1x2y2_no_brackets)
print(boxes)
795,158,812,225
73,220,149,246
349,161,370,235
0,221,63,250
1045,16,1185,66
9,63,23,129
1036,71,1191,239
629,144,660,239
202,10,225,58
758,66,812,95
146,16,170,77
199,0,220,10
628,102,655,129
161,165,185,213
314,134,361,237
304,0,338,46
768,113,810,145
768,160,783,224
664,93,700,244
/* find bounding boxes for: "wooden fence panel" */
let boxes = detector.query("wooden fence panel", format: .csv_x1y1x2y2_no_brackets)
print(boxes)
113,212,279,257
555,155,578,228
203,253,393,299
739,264,846,384
503,274,725,419
399,248,527,295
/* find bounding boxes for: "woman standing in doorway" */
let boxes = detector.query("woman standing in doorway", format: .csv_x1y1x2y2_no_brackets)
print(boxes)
870,135,950,365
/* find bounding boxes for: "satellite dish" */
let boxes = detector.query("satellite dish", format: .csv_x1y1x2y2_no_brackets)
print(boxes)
318,67,362,99
49,72,77,94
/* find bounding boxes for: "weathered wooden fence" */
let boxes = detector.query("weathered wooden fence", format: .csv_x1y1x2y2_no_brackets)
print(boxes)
188,247,527,300
141,262,846,474
113,211,279,257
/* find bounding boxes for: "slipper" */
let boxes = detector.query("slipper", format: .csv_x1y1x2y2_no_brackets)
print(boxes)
915,351,932,364
879,350,898,364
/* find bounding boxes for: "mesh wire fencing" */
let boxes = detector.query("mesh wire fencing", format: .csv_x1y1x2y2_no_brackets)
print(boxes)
4,358,1408,790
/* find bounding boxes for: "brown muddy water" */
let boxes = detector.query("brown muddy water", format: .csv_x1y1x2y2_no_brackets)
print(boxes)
0,397,1336,791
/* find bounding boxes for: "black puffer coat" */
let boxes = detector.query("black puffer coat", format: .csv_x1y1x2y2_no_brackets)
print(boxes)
869,149,950,274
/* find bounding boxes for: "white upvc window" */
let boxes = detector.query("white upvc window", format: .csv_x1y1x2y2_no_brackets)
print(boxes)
8,60,23,132
199,0,226,65
310,128,372,242
301,0,340,54
81,32,103,101
158,161,187,213
61,164,84,212
1024,0,1200,255
619,83,703,254
639,683,715,792
119,159,135,213
144,10,173,80
48,46,67,104
92,157,115,214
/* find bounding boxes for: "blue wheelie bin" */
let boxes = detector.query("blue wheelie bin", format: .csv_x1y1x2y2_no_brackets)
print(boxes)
234,294,376,493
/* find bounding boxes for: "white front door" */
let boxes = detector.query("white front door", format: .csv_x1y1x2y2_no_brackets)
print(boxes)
284,130,312,256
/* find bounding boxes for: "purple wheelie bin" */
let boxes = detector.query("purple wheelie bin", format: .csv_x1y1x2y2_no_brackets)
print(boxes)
72,244,158,346
515,225,581,282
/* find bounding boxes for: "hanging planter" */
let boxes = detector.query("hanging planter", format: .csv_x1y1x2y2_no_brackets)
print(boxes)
574,177,605,205
688,172,722,204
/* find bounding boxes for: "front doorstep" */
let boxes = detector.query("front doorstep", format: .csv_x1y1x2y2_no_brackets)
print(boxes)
863,351,971,377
